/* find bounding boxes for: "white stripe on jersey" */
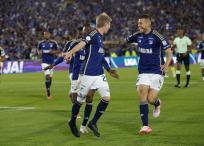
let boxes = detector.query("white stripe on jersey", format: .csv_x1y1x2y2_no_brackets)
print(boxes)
83,44,92,74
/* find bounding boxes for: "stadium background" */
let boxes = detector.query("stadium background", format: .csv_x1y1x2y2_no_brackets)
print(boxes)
0,0,204,146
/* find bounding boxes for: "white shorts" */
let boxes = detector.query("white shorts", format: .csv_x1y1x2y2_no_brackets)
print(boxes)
136,74,164,91
77,74,110,102
41,63,53,76
69,73,82,93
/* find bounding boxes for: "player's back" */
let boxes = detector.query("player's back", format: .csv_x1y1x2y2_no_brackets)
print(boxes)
80,30,105,76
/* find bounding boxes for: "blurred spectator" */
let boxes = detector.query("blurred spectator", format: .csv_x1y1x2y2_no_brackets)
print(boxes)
0,0,203,60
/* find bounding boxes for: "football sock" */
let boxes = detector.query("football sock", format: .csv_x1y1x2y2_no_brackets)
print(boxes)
45,77,52,96
186,71,191,85
91,99,109,125
82,102,93,126
140,101,149,126
154,98,161,108
71,101,82,123
176,70,180,85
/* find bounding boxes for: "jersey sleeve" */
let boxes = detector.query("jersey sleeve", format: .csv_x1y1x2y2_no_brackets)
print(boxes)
63,41,71,52
161,38,171,50
173,38,177,45
102,57,111,71
82,30,97,44
186,37,192,46
153,30,171,50
126,32,140,43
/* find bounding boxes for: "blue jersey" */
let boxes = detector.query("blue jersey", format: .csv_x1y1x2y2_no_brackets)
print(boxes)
127,30,170,75
64,39,85,76
80,30,105,76
197,41,204,59
38,40,58,64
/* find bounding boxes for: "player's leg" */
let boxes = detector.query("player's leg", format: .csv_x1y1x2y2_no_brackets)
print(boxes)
184,53,190,87
80,89,95,133
147,74,164,118
175,54,182,88
170,59,176,77
198,54,204,80
88,74,110,137
69,75,94,137
0,62,3,76
136,74,152,135
42,63,53,99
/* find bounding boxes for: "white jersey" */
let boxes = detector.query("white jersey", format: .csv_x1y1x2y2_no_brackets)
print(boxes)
173,36,192,53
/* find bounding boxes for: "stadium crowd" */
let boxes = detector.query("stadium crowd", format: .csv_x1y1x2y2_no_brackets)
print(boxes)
0,0,203,60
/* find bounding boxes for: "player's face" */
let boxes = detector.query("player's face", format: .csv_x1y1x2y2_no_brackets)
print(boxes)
177,29,184,37
104,22,111,34
44,32,51,40
82,26,92,35
138,19,150,33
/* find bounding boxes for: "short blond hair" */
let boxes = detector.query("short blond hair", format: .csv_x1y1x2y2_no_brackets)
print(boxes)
96,12,112,28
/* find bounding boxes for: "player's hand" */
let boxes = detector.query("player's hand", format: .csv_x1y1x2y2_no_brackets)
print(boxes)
160,64,168,74
64,52,72,62
109,69,119,79
43,65,54,71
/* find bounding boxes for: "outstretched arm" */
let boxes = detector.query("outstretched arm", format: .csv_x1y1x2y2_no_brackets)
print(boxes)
64,41,86,61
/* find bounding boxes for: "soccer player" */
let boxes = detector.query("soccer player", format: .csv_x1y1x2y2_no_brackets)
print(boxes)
37,31,60,99
0,46,6,75
125,14,172,135
44,24,115,134
65,12,119,137
173,27,192,88
197,33,204,80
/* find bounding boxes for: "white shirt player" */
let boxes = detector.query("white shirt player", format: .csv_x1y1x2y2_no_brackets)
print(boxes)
173,36,192,54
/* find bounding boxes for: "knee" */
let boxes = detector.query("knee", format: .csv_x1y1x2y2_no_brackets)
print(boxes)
147,96,154,104
46,75,51,80
86,95,93,103
102,96,111,101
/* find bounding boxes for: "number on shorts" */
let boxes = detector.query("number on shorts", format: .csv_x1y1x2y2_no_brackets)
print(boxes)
101,75,107,82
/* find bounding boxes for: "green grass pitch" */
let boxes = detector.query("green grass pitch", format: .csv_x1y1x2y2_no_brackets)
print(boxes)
0,64,204,146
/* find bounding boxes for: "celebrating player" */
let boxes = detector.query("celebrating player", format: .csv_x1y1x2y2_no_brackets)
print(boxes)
37,31,60,99
65,12,119,137
125,14,172,135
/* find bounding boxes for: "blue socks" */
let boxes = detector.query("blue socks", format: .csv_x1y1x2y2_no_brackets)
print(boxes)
140,101,149,126
91,99,109,125
82,102,93,126
71,101,82,123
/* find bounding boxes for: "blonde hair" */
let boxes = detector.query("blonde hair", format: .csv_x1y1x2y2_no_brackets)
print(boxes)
96,12,112,28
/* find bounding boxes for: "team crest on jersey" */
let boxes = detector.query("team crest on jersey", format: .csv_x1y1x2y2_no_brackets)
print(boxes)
49,43,53,47
162,40,167,46
138,39,142,43
86,36,91,41
98,47,104,53
148,40,153,45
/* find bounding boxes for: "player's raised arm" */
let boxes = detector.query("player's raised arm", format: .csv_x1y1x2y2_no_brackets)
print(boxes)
64,41,86,61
